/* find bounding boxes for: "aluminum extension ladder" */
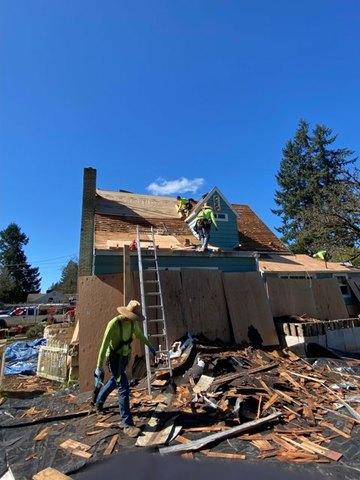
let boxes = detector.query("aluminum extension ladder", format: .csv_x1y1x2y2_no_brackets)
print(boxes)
136,225,172,394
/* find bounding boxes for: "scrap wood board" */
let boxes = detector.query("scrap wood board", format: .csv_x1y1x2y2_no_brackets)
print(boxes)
181,269,231,342
223,272,278,346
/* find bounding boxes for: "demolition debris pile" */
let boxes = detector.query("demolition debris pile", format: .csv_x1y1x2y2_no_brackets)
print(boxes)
2,341,360,478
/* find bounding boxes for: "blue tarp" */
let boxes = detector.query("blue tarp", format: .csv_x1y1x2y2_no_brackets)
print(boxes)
4,339,47,375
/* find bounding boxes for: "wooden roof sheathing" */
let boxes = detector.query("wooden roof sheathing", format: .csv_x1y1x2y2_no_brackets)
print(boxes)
259,254,360,274
94,190,289,252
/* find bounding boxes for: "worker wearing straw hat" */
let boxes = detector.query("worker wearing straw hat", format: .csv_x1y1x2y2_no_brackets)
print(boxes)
93,300,156,438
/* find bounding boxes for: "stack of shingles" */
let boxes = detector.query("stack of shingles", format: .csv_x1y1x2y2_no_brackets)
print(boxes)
159,347,360,463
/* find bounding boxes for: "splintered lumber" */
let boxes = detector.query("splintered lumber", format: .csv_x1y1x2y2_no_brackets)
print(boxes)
34,427,50,442
323,385,360,422
202,451,246,460
320,421,351,439
86,430,105,436
59,439,92,458
251,439,273,451
193,375,214,393
33,467,72,479
282,436,342,461
159,412,281,455
104,434,118,455
262,393,279,413
211,362,278,388
181,452,194,459
185,424,227,433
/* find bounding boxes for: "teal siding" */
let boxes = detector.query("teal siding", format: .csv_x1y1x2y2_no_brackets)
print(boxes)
187,192,239,250
94,254,256,275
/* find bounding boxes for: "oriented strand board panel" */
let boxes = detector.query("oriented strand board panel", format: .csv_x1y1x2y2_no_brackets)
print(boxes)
312,278,348,320
266,278,318,318
223,272,278,346
78,274,123,392
159,270,187,344
181,269,231,342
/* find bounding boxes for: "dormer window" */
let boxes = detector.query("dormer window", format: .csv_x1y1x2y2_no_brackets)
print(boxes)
214,213,228,221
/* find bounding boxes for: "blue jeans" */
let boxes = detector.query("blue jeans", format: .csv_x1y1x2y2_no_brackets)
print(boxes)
199,227,210,249
96,354,133,426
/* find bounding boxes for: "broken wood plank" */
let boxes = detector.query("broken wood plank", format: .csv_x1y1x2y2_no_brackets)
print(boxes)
175,435,190,444
282,436,342,461
59,439,91,452
181,453,193,459
160,412,281,455
211,362,278,388
34,427,50,442
251,439,273,451
320,421,351,439
71,450,92,459
287,371,326,384
33,467,72,479
86,430,105,436
104,434,118,455
185,424,227,433
193,375,214,394
202,451,246,460
261,393,279,413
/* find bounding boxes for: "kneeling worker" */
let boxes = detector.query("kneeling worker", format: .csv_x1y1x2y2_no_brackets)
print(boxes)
94,300,156,437
176,196,192,219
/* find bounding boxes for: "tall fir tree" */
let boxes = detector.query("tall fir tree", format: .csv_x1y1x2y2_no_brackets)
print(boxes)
0,223,41,303
273,120,356,254
49,260,78,293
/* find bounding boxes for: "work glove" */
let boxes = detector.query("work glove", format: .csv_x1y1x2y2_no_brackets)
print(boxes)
149,345,156,356
94,367,104,387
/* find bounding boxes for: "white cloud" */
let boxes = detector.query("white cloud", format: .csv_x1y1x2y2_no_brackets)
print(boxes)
146,177,205,196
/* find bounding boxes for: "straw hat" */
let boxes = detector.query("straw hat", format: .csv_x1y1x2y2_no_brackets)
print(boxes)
117,300,141,321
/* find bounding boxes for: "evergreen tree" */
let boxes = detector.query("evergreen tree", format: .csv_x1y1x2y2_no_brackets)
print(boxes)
273,120,356,253
48,260,78,293
0,223,41,303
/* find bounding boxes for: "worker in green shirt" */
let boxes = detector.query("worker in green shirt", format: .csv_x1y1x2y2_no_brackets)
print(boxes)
175,196,193,219
194,204,218,252
313,250,330,268
93,300,156,438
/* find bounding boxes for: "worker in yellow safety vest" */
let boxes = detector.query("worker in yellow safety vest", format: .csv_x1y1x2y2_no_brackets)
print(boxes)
175,196,192,219
194,204,218,252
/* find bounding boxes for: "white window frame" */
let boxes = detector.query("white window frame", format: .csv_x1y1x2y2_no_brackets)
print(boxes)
214,213,228,222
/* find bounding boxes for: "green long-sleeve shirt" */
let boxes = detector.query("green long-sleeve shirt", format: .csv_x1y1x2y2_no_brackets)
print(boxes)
196,207,217,228
97,316,152,368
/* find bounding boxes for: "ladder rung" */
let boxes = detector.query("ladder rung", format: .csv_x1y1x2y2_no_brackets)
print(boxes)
150,333,165,338
147,305,162,309
146,292,160,296
155,367,172,371
144,268,157,271
156,349,169,354
148,318,165,323
144,280,158,284
143,258,156,261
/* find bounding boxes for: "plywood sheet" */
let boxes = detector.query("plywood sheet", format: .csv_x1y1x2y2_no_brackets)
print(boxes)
181,269,231,342
348,279,360,303
159,270,187,344
78,274,123,392
266,278,348,320
312,278,348,320
266,278,318,318
223,272,278,346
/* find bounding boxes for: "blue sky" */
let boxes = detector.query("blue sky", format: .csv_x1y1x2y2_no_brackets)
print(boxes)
1,1,360,290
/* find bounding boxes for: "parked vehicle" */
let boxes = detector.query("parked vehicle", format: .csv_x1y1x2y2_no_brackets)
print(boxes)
0,304,69,328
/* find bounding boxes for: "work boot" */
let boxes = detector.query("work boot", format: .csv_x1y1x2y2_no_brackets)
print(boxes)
123,425,141,438
95,402,104,414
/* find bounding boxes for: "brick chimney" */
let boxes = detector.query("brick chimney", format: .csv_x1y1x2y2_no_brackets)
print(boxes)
78,167,96,276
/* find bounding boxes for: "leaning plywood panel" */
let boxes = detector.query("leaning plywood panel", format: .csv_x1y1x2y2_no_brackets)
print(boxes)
78,274,123,392
348,279,360,303
223,272,278,346
181,269,231,342
312,279,348,320
159,270,187,345
266,278,318,318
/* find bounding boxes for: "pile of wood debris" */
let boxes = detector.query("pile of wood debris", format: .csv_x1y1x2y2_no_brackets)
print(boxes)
134,344,360,463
